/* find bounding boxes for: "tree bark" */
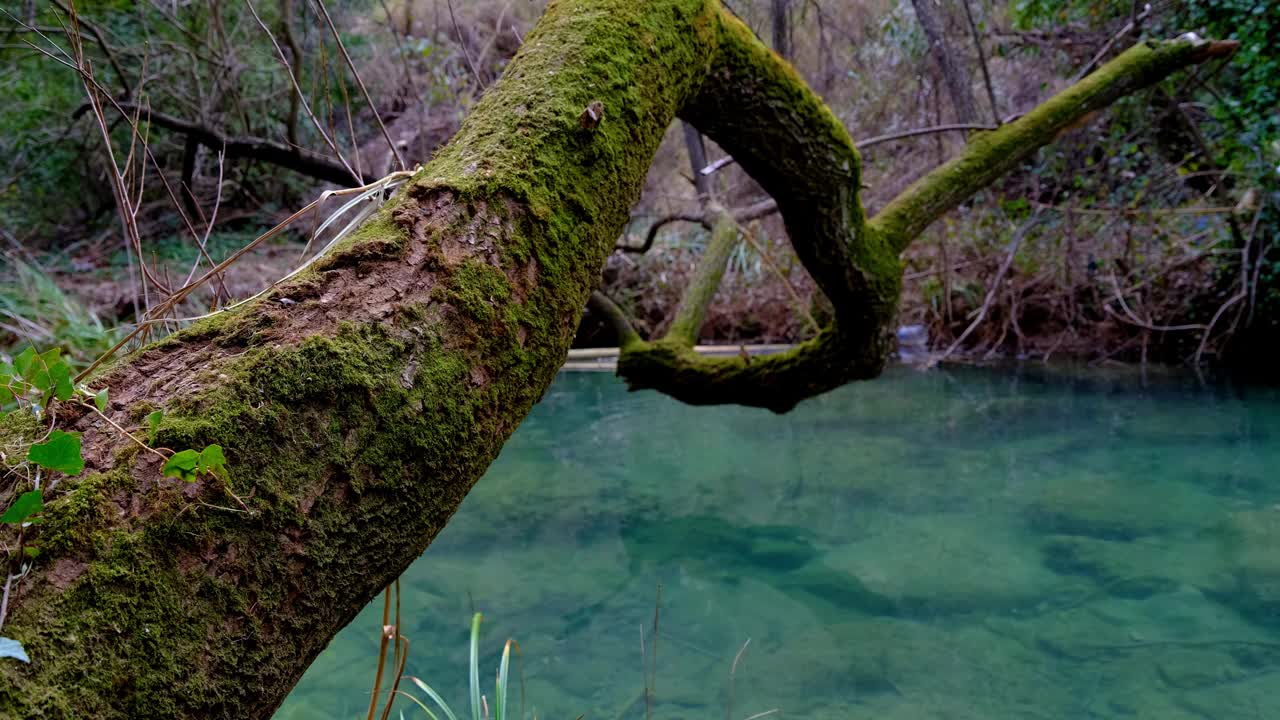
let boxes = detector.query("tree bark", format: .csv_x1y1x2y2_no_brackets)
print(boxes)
772,0,791,60
0,0,1233,716
1,2,715,716
911,0,980,124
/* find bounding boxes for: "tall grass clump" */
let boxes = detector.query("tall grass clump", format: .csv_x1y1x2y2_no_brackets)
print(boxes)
0,254,115,368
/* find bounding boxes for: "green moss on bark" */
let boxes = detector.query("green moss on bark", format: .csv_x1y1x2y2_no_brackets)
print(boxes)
0,1,724,717
617,32,1227,412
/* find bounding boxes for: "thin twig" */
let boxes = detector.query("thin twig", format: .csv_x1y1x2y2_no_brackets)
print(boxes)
1070,4,1151,83
726,639,751,720
366,586,394,720
960,0,1000,125
932,214,1040,365
75,169,415,383
698,122,1001,177
856,122,999,149
738,227,819,334
243,0,361,184
447,0,484,90
77,401,168,463
311,0,406,171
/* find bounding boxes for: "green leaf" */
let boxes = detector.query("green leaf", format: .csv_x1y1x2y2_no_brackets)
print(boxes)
0,638,30,664
162,449,201,482
147,410,164,442
27,430,84,476
0,385,13,407
94,388,109,413
49,360,73,402
1,490,43,524
12,347,36,379
197,445,229,480
30,368,51,394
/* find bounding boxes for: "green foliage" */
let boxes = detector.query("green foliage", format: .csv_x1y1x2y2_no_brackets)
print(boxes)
161,445,229,483
0,257,116,368
0,338,236,669
1,491,44,525
2,346,75,413
27,431,83,477
1181,0,1279,151
1010,0,1129,30
1003,0,1279,359
147,410,165,443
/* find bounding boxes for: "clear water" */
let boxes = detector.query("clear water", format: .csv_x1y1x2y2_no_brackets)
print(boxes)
276,365,1280,720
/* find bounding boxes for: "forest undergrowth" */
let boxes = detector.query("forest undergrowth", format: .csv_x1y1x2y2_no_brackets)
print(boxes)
1,0,1275,372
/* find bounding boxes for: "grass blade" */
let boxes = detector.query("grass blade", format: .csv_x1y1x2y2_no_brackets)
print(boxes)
469,613,483,720
496,639,512,720
408,677,459,720
396,687,443,720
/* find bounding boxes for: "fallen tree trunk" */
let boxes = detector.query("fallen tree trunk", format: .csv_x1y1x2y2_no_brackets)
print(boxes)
0,1,1231,716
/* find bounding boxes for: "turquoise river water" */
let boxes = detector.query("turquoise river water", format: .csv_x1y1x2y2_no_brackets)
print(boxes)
276,364,1280,720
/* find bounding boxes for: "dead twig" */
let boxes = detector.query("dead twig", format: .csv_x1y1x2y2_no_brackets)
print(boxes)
931,213,1041,365
446,0,484,90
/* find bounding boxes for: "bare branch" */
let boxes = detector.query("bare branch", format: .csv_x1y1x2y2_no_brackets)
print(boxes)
932,214,1040,365
447,0,485,90
243,0,362,184
96,101,375,185
311,0,407,172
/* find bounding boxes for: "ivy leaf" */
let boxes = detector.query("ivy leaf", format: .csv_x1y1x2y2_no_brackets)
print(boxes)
197,445,229,481
0,638,30,664
1,490,43,524
49,360,73,402
12,347,36,379
27,430,84,476
162,449,201,483
29,367,51,394
147,411,164,443
94,388,109,413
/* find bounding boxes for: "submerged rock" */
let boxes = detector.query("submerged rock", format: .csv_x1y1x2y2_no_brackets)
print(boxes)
1027,474,1219,541
1205,510,1280,628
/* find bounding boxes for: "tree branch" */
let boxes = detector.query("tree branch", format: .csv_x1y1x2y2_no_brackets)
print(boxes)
870,38,1239,253
665,205,741,346
618,15,1237,412
95,101,376,186
588,291,642,349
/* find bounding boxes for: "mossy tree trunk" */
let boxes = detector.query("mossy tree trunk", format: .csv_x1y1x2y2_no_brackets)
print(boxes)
0,1,1231,716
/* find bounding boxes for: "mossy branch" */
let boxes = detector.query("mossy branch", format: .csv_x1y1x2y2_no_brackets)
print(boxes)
0,3,1242,715
666,206,741,346
870,38,1241,253
0,1,720,716
615,12,1236,412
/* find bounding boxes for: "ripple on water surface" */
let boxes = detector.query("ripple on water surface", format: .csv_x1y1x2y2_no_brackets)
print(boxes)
277,364,1280,720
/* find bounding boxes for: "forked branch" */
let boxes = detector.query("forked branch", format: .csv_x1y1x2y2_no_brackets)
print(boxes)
615,10,1237,412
